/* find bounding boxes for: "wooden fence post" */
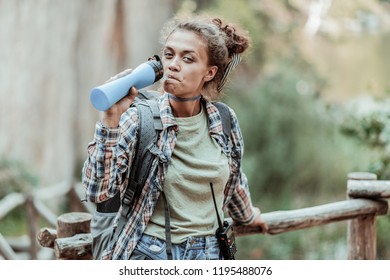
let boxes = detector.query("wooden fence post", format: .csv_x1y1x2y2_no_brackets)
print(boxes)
25,194,39,260
347,172,378,259
54,212,93,260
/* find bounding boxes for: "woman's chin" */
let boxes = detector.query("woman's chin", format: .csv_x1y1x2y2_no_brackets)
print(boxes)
163,84,177,94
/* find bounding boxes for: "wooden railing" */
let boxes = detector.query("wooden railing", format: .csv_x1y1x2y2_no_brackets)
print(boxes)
0,180,90,260
0,172,389,260
235,172,388,259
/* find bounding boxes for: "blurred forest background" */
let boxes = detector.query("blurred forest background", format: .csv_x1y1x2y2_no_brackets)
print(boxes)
1,0,390,260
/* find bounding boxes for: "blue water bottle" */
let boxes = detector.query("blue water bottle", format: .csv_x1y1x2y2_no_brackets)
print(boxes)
90,55,163,111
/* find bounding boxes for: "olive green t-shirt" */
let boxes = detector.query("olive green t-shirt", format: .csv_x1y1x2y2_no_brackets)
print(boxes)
144,105,230,243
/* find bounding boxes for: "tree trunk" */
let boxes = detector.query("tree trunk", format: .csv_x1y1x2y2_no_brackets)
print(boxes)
0,0,175,186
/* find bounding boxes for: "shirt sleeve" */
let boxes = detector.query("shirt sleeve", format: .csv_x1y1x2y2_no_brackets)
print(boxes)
225,107,257,225
81,108,139,203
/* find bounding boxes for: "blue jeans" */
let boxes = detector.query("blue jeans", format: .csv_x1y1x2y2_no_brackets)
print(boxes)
130,233,221,260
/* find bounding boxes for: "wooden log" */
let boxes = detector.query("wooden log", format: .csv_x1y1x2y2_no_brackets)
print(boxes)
25,194,39,259
232,198,388,236
347,172,377,180
54,233,92,260
0,192,25,220
0,233,17,260
0,181,71,221
5,235,31,252
56,212,92,238
347,172,378,260
348,180,390,199
37,228,57,249
347,215,376,259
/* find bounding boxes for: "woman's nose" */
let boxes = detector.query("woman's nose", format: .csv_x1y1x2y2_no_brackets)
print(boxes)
167,57,180,71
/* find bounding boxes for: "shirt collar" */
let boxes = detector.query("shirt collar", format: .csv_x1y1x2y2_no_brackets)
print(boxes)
159,93,177,130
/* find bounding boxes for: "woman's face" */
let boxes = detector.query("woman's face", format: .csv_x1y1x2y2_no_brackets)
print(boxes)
161,30,217,98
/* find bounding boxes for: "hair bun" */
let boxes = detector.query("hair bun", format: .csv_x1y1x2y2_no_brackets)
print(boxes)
222,24,236,37
212,18,249,57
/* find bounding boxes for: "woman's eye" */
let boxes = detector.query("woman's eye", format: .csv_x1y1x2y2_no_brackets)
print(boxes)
164,52,173,58
183,56,193,62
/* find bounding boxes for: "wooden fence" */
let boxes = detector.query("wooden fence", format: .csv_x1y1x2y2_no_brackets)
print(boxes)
0,172,389,260
0,180,91,260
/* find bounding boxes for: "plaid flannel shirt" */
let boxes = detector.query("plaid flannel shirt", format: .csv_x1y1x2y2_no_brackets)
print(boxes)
82,93,257,260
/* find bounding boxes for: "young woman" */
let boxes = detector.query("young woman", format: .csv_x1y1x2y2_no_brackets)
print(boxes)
82,15,268,260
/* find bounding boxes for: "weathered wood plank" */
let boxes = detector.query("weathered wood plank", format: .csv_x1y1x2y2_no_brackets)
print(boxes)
25,195,39,259
0,181,72,221
347,172,378,260
347,215,376,259
347,180,390,199
0,233,18,260
37,228,57,249
54,233,92,260
348,172,377,180
57,212,92,238
5,235,31,252
233,198,388,236
0,193,25,220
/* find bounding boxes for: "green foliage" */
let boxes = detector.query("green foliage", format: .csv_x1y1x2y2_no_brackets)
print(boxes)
377,216,390,259
227,58,370,201
0,208,28,236
224,57,374,259
199,0,269,67
0,206,53,237
335,98,390,259
338,100,390,179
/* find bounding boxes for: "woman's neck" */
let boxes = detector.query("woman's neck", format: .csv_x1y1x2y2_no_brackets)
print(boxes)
169,98,202,117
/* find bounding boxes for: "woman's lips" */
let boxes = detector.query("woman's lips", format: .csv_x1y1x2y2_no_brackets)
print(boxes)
164,74,180,82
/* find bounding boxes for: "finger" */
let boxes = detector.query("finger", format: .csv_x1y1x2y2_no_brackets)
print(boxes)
262,222,269,234
126,86,139,101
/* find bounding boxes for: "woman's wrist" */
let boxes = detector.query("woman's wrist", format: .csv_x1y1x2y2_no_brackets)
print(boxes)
101,113,121,128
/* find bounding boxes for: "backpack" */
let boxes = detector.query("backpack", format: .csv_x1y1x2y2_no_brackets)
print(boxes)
89,90,232,259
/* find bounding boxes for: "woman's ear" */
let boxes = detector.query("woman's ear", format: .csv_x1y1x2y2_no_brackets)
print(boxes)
204,66,218,82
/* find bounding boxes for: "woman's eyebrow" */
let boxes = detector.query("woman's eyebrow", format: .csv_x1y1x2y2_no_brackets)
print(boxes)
164,46,198,55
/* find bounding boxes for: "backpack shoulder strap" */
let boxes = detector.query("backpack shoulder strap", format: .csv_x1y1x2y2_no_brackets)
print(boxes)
123,97,162,205
213,101,232,140
95,90,162,213
109,91,163,252
106,92,163,252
